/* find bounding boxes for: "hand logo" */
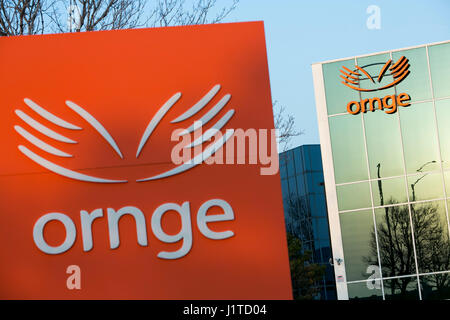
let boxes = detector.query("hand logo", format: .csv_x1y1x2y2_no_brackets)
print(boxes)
340,56,410,92
14,84,235,183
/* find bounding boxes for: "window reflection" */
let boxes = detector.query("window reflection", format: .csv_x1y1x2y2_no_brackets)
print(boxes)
293,148,304,173
399,102,441,174
371,178,408,207
285,151,295,178
383,276,419,300
348,281,383,300
295,175,306,198
364,111,405,179
314,217,331,240
411,201,450,274
285,195,314,242
373,205,416,277
340,210,376,281
429,42,450,99
420,273,450,300
280,166,287,180
329,114,369,183
435,99,450,170
314,194,327,217
407,172,444,202
288,176,298,199
336,182,371,211
393,47,432,102
323,59,360,115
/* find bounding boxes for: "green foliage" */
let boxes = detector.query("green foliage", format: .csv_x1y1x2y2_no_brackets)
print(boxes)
287,232,326,300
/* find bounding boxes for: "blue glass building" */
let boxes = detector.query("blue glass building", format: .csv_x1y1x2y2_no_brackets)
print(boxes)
279,144,337,300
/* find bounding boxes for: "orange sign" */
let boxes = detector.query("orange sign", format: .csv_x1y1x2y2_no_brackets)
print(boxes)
0,22,292,299
340,56,412,115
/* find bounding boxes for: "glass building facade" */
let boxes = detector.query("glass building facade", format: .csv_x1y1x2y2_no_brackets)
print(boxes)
280,145,336,300
312,40,450,300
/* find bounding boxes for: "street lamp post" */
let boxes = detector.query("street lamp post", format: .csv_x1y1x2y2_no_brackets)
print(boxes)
411,160,436,202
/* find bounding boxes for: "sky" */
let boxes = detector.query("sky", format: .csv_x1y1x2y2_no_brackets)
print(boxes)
219,0,450,149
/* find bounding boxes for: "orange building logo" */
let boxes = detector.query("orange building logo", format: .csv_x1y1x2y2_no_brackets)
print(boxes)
340,56,412,115
0,22,292,299
340,56,410,92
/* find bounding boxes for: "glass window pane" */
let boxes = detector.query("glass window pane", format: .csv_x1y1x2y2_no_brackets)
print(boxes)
399,102,441,174
407,172,444,202
383,276,419,300
371,177,408,207
296,174,306,198
281,178,289,195
392,47,432,102
293,148,304,173
435,99,450,170
445,172,450,198
303,241,312,251
281,179,290,215
309,194,318,216
364,110,405,179
286,151,295,177
312,243,322,263
309,146,323,172
374,205,416,277
340,209,376,281
305,173,314,195
336,182,371,211
323,59,360,115
304,146,313,172
348,281,383,300
314,217,330,240
311,172,323,194
314,193,327,217
322,246,333,267
357,53,396,102
429,42,450,99
412,201,450,274
420,273,450,300
285,197,312,241
329,114,368,183
280,167,287,181
288,176,298,199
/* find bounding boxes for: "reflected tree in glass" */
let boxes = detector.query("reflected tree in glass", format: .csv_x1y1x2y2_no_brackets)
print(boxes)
366,200,450,297
366,203,416,296
365,162,450,297
285,195,314,242
412,202,450,274
285,195,327,300
420,274,450,300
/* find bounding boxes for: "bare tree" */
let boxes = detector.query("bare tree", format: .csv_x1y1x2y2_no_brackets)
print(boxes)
274,101,303,152
47,0,239,32
152,0,238,27
0,0,51,36
49,0,148,32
